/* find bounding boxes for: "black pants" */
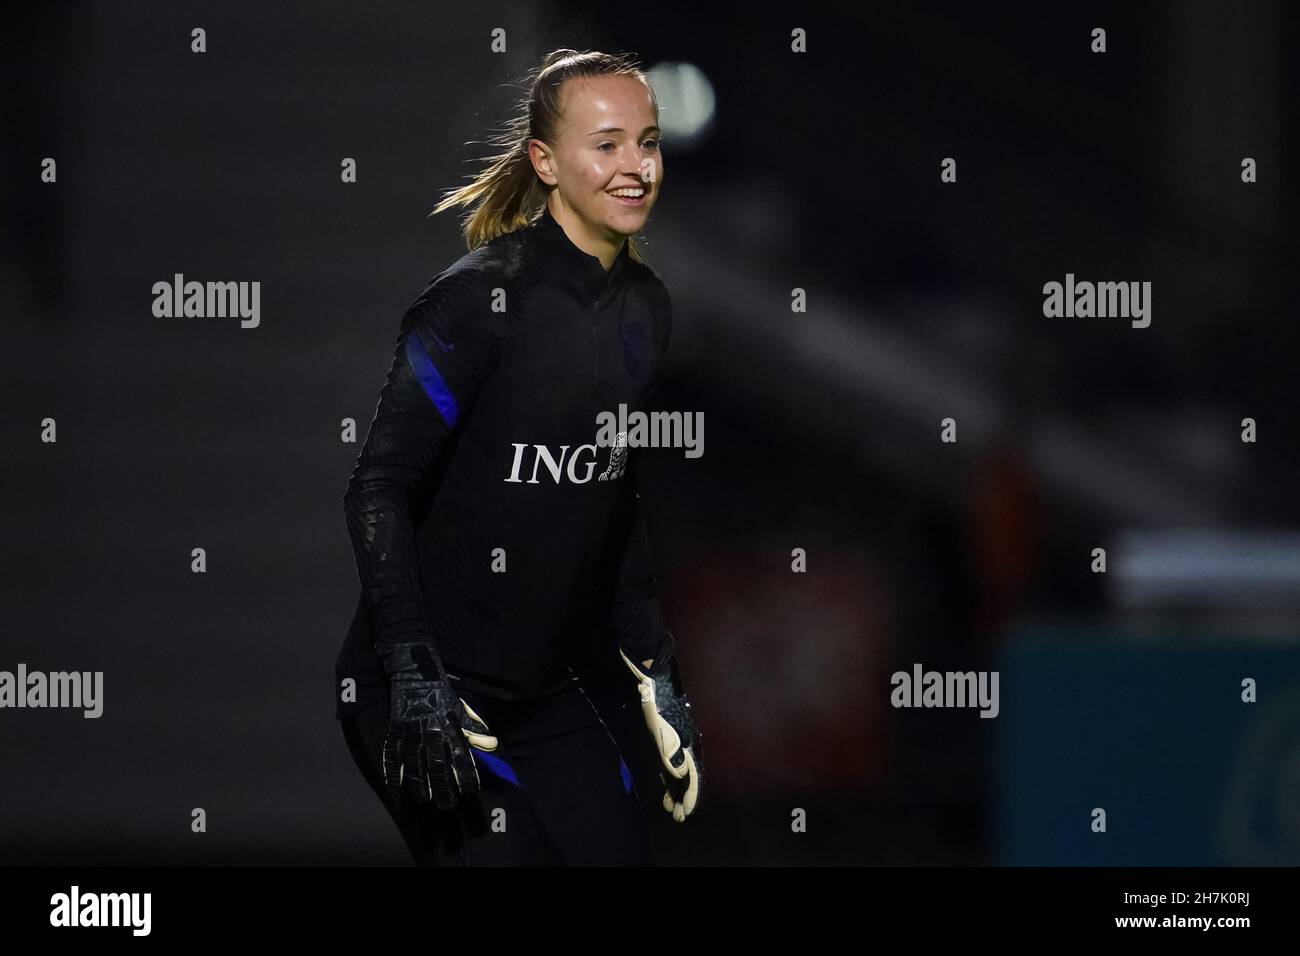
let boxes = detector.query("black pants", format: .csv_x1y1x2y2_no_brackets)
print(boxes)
341,678,657,865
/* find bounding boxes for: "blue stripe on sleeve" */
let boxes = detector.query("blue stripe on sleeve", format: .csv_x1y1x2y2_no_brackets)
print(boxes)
471,748,520,787
405,331,460,428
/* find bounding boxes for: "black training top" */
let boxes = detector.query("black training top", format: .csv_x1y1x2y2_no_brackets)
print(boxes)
334,204,672,721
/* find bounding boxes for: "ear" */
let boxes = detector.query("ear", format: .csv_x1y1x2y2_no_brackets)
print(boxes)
527,138,558,187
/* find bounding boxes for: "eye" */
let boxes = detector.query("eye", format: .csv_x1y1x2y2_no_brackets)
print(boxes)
642,138,661,151
597,142,616,151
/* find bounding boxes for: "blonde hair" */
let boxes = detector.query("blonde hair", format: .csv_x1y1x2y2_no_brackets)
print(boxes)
430,48,658,264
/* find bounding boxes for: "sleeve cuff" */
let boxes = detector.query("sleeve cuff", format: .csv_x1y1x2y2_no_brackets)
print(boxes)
611,595,668,663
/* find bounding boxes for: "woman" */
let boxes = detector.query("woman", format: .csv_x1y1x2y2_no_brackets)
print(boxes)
334,49,702,866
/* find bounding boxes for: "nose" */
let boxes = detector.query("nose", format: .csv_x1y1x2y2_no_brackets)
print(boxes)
633,152,659,186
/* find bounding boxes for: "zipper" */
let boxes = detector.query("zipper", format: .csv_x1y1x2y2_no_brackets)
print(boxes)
591,298,601,404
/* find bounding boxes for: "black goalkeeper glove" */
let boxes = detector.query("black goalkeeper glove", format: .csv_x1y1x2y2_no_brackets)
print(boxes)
374,641,497,811
619,630,703,822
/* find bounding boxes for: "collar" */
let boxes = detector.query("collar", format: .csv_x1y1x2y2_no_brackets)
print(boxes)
526,203,632,306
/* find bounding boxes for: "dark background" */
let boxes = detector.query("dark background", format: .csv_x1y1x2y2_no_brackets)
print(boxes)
3,0,1298,865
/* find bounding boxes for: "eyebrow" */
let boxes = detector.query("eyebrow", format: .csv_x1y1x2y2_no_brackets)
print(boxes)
587,126,662,136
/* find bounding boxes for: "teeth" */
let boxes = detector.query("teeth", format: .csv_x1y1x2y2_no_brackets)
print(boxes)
610,189,645,198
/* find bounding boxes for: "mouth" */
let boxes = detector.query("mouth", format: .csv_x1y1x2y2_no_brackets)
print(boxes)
607,186,649,207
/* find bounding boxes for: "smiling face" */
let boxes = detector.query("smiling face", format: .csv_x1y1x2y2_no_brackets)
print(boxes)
528,73,663,266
